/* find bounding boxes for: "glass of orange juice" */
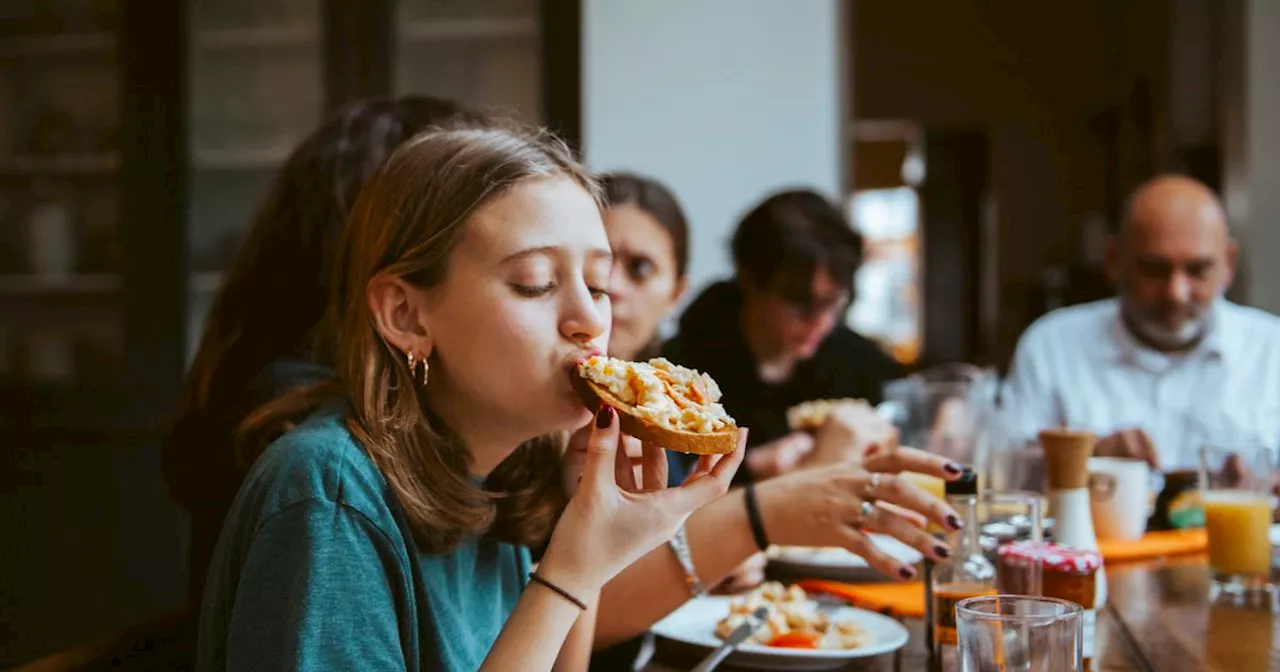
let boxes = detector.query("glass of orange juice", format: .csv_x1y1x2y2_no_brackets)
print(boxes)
1198,443,1277,601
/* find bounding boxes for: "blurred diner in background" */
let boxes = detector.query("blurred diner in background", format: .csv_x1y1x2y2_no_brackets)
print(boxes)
5,1,1280,671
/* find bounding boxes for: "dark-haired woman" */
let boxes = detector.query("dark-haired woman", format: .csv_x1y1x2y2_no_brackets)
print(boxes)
162,96,488,609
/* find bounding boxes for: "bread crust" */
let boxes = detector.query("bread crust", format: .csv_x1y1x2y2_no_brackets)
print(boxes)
571,371,739,455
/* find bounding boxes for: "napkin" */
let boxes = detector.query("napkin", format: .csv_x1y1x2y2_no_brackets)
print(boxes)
794,579,925,619
1097,528,1207,564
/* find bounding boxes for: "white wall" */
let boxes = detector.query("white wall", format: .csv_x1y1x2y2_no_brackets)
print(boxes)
582,0,846,306
1240,0,1280,312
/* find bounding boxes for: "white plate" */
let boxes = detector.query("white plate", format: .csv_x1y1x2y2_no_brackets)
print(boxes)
767,534,924,581
1271,523,1280,546
651,595,910,670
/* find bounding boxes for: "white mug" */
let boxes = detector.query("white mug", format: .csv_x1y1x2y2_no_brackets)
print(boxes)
1087,457,1154,541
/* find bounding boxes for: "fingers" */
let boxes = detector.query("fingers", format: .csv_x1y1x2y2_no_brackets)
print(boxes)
615,434,639,491
669,431,747,509
865,446,964,481
844,471,960,532
832,525,918,580
859,504,950,563
1130,429,1161,471
641,441,668,491
775,432,815,472
875,501,927,529
583,405,621,487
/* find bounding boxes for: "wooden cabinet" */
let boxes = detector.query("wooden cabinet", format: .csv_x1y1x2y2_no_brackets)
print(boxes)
0,1,579,666
0,0,576,438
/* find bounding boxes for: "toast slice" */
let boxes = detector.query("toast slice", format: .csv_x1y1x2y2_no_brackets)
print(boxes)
573,356,739,455
786,398,871,432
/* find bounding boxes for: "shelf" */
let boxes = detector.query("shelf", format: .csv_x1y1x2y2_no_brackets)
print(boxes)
0,154,119,175
193,147,290,170
0,274,119,295
0,273,224,296
193,25,317,50
189,18,538,52
0,150,289,174
398,18,539,42
0,32,115,59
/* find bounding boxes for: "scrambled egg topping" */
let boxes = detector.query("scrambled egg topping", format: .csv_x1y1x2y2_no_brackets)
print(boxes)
578,356,734,433
716,582,871,650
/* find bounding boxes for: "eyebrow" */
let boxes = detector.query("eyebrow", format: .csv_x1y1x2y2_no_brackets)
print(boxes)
501,245,614,265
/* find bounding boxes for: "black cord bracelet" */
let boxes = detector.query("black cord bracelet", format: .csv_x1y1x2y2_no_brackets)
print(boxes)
743,484,770,552
528,572,587,611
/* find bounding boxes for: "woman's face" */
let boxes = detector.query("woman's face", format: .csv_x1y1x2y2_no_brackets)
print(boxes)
419,176,612,440
604,203,685,360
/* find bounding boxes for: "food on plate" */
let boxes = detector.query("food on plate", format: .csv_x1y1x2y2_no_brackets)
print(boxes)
574,355,738,455
786,398,871,431
714,581,872,650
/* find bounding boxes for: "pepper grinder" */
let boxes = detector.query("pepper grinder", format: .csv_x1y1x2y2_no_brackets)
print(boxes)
1039,428,1107,607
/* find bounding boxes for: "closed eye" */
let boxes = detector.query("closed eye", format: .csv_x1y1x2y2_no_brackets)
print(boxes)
513,283,556,297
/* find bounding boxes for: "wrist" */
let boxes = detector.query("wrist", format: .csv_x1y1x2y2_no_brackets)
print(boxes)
537,533,606,600
741,484,771,552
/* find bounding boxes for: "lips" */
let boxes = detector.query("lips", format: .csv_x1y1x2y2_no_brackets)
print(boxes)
568,348,605,370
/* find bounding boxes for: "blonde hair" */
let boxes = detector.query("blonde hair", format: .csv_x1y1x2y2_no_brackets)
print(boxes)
241,125,600,552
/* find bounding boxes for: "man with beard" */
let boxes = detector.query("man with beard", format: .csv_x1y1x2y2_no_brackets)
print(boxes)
1002,175,1280,471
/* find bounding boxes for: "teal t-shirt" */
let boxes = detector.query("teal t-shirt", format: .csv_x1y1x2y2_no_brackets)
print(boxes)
195,405,532,671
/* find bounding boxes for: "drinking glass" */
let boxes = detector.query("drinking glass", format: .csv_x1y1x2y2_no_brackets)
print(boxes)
1198,443,1276,602
957,595,1083,672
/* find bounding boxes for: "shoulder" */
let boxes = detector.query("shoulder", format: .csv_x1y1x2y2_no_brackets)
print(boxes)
1218,300,1280,337
234,405,396,532
1016,299,1117,352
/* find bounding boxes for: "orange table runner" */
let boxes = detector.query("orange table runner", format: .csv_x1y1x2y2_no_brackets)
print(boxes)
1097,529,1207,564
795,579,925,619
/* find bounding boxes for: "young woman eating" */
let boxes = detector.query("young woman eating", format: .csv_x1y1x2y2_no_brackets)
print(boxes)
195,126,745,671
196,126,964,670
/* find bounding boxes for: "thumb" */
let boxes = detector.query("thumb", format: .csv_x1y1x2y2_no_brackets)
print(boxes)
583,405,621,487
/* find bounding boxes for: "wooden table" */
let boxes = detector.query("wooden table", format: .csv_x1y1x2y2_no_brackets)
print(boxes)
1104,556,1280,671
642,557,1280,671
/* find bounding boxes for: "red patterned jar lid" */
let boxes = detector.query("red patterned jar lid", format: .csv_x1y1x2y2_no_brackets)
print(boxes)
997,540,1103,574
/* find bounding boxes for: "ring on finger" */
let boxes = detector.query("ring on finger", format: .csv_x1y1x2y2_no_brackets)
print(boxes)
863,472,883,500
856,499,876,527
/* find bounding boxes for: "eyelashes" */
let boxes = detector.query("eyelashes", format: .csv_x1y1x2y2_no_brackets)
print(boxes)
511,282,611,300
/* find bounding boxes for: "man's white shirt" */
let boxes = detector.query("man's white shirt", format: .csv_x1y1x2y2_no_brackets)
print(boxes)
1001,298,1280,470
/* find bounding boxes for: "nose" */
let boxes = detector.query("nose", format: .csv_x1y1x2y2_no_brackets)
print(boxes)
561,280,610,343
1166,270,1192,304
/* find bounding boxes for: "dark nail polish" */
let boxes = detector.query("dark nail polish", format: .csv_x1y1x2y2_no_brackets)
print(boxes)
596,405,613,429
947,514,964,530
899,566,917,579
944,462,963,475
935,545,951,559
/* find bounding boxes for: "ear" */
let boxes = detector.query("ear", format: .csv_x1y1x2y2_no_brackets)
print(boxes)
1223,237,1239,289
366,272,433,358
1104,235,1121,287
671,275,689,305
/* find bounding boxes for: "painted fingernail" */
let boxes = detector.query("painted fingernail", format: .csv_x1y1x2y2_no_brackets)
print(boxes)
899,566,917,579
944,462,963,475
935,545,951,559
947,514,964,530
596,405,614,429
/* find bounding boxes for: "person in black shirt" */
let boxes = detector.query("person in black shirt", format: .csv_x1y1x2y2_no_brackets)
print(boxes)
664,189,906,484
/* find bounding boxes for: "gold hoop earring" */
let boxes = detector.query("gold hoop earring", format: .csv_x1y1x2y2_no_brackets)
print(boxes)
404,349,428,386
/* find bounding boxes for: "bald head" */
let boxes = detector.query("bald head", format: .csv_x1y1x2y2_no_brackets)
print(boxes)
1109,174,1236,352
1121,174,1228,243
